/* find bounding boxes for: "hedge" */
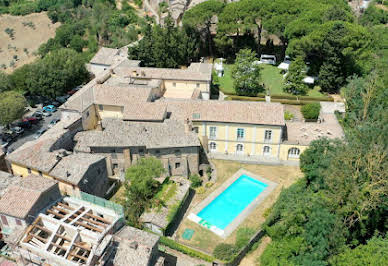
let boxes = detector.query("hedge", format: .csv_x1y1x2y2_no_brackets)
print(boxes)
219,88,333,102
226,95,318,105
160,236,219,263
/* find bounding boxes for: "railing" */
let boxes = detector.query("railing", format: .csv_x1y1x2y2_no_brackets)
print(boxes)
72,192,124,217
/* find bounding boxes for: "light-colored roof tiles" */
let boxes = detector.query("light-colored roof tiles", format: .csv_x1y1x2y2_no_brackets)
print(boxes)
0,175,58,218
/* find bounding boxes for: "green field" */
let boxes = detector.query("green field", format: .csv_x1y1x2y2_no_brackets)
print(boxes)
216,64,324,97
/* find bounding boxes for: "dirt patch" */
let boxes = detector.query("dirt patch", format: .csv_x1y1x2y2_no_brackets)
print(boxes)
239,236,271,266
0,12,60,73
376,4,388,11
284,104,303,121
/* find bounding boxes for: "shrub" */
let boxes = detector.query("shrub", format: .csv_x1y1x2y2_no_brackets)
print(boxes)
159,236,217,262
301,103,321,119
9,2,38,16
167,201,181,223
196,187,206,194
213,243,239,261
236,227,256,249
205,182,214,188
284,111,294,121
190,174,202,188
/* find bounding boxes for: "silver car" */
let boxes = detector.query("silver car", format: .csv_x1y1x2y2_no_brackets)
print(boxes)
34,128,47,139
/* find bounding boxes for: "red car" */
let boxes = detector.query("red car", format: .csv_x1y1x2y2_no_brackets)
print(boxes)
23,117,39,124
67,89,78,95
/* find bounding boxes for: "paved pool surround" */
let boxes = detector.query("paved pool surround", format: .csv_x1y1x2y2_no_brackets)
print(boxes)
188,169,278,238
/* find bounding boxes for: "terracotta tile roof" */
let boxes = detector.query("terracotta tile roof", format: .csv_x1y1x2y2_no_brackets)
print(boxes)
123,102,167,121
74,118,200,151
94,84,152,106
164,99,285,126
0,171,21,197
49,153,105,185
90,47,120,65
113,226,160,266
0,175,58,218
113,64,212,82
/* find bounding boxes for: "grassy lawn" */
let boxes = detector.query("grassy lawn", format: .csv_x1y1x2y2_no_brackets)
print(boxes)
174,160,302,254
216,64,324,97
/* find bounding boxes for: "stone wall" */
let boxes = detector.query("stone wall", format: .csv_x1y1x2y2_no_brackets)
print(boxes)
89,146,199,178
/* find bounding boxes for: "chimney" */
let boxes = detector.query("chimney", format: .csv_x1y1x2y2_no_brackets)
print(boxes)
184,118,192,133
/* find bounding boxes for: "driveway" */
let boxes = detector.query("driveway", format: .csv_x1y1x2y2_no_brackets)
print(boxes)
2,110,61,153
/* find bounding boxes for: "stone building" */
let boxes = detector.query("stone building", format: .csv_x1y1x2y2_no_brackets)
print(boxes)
74,118,200,178
0,175,61,238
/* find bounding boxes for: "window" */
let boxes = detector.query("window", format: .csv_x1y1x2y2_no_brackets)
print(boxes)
196,83,200,88
38,171,42,176
175,162,181,169
86,111,90,117
193,127,199,133
1,215,8,226
236,144,244,153
113,163,118,169
155,150,160,154
209,126,217,139
97,168,101,175
15,219,22,226
27,168,31,174
99,105,103,111
192,113,200,119
173,82,176,87
264,130,272,141
139,148,144,153
209,142,217,152
288,147,300,158
237,128,245,140
263,146,271,156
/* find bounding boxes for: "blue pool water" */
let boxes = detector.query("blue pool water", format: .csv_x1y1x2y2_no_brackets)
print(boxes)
197,175,268,229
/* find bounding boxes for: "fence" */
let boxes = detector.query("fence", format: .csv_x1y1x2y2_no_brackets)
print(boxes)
72,192,124,217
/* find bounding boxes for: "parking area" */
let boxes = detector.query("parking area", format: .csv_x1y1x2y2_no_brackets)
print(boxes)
0,108,61,153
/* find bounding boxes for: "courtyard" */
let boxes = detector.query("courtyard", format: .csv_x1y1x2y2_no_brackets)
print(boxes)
173,160,302,254
215,63,324,97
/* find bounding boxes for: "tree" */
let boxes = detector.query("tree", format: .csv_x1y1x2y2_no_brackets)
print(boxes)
69,35,86,53
283,57,308,95
232,49,263,96
331,236,388,266
301,102,321,120
182,0,225,56
287,21,372,93
0,71,11,92
27,48,89,98
128,15,199,68
123,157,165,226
0,91,27,127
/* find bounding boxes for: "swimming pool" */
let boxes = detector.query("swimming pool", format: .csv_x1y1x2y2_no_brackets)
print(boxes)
197,174,268,229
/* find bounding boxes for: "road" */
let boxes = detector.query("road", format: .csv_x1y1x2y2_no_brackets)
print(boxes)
2,110,61,154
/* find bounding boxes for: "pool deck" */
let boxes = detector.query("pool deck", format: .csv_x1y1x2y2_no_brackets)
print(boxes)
188,168,278,238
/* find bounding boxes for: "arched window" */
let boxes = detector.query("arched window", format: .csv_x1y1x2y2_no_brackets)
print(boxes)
288,147,300,158
209,142,217,152
236,144,244,153
263,146,271,156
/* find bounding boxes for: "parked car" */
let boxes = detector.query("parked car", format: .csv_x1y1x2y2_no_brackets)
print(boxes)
42,111,52,117
43,105,57,113
0,139,9,150
10,126,24,135
260,54,277,65
48,118,60,128
16,120,31,129
56,95,70,104
1,132,16,142
52,101,61,107
32,112,43,120
23,117,39,125
67,86,80,96
34,128,47,139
